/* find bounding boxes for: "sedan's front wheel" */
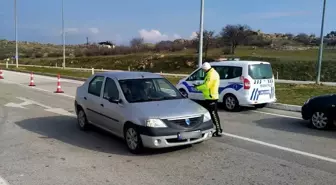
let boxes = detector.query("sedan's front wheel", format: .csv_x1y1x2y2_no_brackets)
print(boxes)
124,124,144,154
310,111,332,130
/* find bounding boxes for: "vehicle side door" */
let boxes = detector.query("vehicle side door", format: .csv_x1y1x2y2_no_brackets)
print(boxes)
100,77,124,136
85,75,105,127
213,66,243,99
183,68,205,100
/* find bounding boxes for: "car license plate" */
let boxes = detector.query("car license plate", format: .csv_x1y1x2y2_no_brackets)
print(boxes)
177,130,202,140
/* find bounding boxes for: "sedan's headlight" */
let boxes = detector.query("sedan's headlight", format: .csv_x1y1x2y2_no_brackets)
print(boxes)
146,119,167,128
203,112,211,122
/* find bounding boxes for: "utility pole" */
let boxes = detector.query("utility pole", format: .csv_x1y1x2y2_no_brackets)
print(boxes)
14,0,18,68
62,0,65,68
197,0,204,68
316,0,327,84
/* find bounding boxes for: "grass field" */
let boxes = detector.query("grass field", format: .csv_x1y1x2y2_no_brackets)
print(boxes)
172,47,336,62
2,65,336,106
10,46,336,63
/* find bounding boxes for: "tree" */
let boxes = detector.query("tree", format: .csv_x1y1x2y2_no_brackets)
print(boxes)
130,37,144,50
155,41,173,52
194,30,215,58
220,24,254,54
284,33,294,40
326,31,336,38
294,33,311,45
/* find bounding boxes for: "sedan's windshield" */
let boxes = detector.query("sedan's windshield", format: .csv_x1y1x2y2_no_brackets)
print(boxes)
118,78,183,103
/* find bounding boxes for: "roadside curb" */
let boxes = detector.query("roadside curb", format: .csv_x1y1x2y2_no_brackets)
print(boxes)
266,103,301,112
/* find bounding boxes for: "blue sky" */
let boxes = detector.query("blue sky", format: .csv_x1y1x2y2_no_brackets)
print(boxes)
1,0,335,45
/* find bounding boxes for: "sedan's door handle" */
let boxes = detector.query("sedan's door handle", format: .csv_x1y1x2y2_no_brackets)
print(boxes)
84,97,87,100
100,104,104,107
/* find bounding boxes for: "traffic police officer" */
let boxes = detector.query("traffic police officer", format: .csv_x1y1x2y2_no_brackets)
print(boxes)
194,62,223,137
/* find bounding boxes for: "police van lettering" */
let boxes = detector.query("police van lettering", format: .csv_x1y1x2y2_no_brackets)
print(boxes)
254,79,274,84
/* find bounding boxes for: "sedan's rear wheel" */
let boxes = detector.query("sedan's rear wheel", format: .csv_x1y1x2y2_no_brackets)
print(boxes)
310,111,331,130
77,109,89,130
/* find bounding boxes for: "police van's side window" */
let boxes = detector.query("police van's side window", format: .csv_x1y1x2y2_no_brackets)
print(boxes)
228,67,243,79
214,66,242,79
214,66,229,79
187,69,205,81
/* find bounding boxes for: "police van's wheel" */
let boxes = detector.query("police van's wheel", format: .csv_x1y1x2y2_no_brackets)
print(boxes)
179,89,188,98
223,94,239,112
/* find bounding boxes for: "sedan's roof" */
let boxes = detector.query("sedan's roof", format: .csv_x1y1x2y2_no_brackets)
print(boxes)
96,71,163,80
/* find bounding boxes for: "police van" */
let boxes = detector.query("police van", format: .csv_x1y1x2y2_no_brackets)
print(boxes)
176,60,277,111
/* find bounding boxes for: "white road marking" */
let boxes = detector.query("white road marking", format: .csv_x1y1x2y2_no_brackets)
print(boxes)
2,70,84,84
4,102,27,109
0,176,9,185
2,79,75,99
251,110,301,120
4,97,36,109
17,97,51,109
3,75,335,163
45,108,75,117
5,97,75,117
223,132,336,164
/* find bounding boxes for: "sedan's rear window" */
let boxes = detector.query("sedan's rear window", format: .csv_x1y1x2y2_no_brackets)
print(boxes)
248,63,273,79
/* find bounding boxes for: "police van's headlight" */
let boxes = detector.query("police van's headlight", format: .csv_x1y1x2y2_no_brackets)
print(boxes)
146,119,167,128
203,112,211,122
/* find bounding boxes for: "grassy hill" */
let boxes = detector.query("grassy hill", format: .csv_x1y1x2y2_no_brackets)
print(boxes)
1,39,336,81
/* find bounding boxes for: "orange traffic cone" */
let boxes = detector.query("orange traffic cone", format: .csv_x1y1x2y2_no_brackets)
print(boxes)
0,69,4,79
54,74,64,93
29,72,36,86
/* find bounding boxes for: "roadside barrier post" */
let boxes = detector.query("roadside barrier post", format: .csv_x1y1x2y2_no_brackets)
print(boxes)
276,71,279,80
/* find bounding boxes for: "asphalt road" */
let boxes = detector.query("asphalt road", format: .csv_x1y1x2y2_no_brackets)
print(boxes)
0,70,336,185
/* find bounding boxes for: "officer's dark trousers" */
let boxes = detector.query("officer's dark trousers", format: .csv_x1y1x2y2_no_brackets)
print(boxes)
204,100,222,133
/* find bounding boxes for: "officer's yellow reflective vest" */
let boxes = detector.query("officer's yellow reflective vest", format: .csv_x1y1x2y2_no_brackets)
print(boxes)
195,68,219,100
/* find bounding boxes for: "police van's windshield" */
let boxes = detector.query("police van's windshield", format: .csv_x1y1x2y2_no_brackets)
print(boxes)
118,78,183,103
248,63,273,79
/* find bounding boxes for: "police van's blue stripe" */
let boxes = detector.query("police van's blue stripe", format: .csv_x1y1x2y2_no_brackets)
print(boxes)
181,81,243,94
250,89,256,100
253,88,259,100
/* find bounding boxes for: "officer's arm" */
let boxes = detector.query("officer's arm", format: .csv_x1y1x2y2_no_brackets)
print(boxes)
196,75,212,91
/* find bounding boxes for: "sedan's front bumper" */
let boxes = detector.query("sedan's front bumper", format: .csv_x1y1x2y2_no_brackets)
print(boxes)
137,120,215,149
140,128,214,148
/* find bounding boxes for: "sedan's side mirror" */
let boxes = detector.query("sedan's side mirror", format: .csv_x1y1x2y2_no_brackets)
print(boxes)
109,97,121,104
